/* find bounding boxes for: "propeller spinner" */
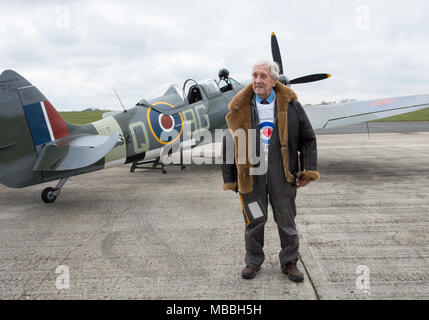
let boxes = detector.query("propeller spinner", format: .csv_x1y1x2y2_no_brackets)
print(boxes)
270,32,331,86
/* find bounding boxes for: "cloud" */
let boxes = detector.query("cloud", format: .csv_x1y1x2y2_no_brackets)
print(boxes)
1,0,429,110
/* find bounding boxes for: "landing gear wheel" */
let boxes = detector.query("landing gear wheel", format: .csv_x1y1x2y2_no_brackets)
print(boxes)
42,187,57,203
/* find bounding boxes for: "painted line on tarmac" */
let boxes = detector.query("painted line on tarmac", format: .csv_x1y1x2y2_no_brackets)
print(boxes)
319,144,429,149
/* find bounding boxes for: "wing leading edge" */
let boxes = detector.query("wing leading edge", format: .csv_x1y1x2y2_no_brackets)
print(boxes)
305,94,429,130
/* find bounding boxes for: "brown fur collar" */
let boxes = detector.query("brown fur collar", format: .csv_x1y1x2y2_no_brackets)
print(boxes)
228,81,298,114
225,81,298,194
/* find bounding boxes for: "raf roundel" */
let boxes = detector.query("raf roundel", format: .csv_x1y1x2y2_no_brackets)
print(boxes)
259,121,274,145
147,101,183,144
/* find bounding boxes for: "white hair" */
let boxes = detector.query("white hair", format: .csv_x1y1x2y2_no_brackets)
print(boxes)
253,60,280,80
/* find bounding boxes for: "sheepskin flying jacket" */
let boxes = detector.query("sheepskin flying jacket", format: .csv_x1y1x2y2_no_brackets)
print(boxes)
222,81,320,194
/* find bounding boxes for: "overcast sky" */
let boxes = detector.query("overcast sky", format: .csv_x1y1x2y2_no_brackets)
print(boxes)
1,0,429,111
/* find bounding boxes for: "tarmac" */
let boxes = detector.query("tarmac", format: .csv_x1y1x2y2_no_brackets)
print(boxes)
0,122,428,300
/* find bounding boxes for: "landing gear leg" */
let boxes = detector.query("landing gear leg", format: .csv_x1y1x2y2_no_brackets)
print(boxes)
180,148,186,170
41,178,68,203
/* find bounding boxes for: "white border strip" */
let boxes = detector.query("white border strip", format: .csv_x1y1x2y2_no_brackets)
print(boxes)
40,101,55,142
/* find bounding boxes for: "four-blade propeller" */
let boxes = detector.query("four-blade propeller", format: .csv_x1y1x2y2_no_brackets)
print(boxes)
271,32,331,86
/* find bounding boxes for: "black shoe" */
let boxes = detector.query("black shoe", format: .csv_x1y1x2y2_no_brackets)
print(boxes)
242,265,261,279
282,260,304,282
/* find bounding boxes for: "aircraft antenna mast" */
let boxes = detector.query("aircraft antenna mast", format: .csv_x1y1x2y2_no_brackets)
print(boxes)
114,89,127,113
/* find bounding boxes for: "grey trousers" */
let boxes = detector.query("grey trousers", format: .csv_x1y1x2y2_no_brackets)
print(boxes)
240,173,298,268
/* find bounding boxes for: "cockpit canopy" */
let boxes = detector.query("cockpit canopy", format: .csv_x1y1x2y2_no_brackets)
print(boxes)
198,79,222,99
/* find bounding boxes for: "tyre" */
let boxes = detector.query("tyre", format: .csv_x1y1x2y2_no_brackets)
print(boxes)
41,187,57,203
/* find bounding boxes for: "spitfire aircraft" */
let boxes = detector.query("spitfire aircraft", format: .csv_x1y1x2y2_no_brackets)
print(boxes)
1,33,429,203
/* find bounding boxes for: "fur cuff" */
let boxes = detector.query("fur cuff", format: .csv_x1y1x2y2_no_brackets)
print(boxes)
222,182,237,191
297,170,320,181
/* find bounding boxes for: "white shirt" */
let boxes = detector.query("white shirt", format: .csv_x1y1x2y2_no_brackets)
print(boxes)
256,99,275,166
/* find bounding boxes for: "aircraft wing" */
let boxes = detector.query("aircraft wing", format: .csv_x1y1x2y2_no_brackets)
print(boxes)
33,133,120,171
305,94,429,130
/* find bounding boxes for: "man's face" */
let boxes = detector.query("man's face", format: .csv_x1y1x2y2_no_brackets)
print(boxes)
252,64,277,99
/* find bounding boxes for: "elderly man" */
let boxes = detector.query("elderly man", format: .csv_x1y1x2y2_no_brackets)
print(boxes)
222,61,319,282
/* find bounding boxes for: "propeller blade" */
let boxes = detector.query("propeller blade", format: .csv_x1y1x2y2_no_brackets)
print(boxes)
271,32,284,75
290,73,331,84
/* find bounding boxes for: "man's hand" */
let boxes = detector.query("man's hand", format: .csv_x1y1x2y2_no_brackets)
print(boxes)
296,179,311,189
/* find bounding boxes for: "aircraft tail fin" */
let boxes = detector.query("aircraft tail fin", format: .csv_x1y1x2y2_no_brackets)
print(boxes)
0,70,70,188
